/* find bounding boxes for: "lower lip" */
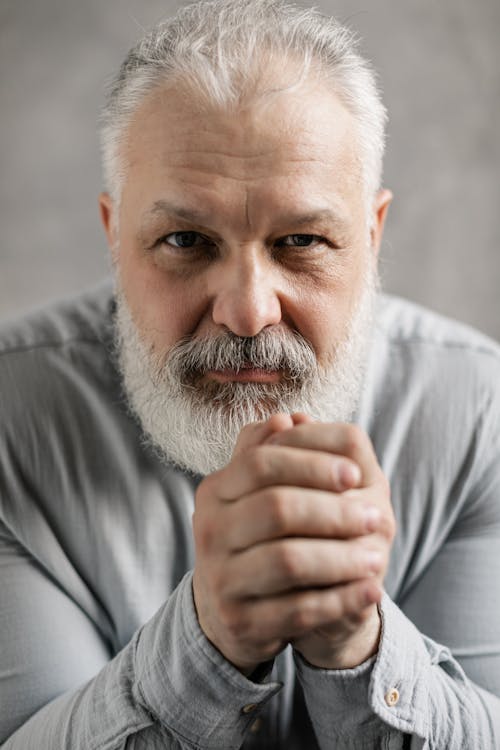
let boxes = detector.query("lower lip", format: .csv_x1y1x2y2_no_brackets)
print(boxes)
207,369,282,384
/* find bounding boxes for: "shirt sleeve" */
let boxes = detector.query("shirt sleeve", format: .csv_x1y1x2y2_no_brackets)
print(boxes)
294,343,500,749
295,593,500,749
0,567,282,749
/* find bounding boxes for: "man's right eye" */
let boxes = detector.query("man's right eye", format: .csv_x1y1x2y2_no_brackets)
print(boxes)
162,231,206,248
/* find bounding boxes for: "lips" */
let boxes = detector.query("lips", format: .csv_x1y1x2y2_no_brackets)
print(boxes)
206,367,282,384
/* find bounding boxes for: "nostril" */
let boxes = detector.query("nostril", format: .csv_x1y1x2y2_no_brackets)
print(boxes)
212,296,282,338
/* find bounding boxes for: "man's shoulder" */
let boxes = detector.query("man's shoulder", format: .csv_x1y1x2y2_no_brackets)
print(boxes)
367,294,500,490
0,280,119,460
375,294,500,397
366,294,500,433
0,279,114,357
377,293,500,362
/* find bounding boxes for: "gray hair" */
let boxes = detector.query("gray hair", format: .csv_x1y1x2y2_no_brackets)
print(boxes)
100,0,387,206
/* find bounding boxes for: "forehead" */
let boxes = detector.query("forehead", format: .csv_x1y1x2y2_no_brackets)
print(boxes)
128,77,359,166
121,78,363,222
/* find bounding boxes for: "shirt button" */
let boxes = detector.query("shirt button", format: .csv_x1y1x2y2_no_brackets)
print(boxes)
242,703,259,714
384,688,400,707
249,718,263,733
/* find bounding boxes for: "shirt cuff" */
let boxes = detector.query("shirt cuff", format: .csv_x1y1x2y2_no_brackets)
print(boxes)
295,592,433,747
132,571,282,750
368,592,435,738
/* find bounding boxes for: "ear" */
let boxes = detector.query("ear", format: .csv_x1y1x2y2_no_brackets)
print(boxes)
369,188,393,259
99,192,119,263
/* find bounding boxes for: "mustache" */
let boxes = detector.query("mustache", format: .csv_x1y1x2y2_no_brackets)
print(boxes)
163,327,318,384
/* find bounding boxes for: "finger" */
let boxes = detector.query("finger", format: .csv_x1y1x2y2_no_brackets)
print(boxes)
224,538,384,598
221,578,382,644
207,444,365,502
232,413,294,457
290,412,315,426
223,487,382,551
267,422,380,486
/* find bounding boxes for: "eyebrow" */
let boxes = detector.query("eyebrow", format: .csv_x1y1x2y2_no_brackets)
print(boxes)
140,199,350,231
281,209,350,228
142,200,212,226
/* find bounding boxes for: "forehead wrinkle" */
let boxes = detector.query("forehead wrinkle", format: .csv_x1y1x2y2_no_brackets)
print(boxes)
142,193,264,237
279,208,351,228
163,154,330,185
145,199,212,225
164,146,280,160
138,197,353,237
244,188,252,231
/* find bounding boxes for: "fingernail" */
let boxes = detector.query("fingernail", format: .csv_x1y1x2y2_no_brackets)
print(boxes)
364,582,382,605
364,550,382,573
338,462,361,488
363,506,381,531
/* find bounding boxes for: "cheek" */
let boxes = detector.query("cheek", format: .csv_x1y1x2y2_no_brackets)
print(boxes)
291,259,368,362
294,289,348,360
117,242,208,350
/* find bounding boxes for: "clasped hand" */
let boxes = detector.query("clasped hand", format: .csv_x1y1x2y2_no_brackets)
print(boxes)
192,413,395,674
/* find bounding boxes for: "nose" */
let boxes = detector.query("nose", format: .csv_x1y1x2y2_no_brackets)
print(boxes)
210,248,282,337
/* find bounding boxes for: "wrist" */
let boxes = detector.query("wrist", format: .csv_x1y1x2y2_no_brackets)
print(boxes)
295,604,381,670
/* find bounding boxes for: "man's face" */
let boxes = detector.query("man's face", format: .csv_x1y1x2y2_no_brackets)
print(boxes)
100,77,391,473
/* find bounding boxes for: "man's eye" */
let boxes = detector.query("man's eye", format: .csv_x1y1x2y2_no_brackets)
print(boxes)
162,231,207,248
277,234,321,248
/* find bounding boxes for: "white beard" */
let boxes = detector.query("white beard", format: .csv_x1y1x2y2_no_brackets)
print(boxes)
113,269,378,476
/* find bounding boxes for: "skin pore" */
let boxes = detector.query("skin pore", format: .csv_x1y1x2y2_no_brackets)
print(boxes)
99,74,394,673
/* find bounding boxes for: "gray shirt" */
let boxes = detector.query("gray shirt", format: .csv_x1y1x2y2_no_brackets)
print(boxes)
0,282,499,749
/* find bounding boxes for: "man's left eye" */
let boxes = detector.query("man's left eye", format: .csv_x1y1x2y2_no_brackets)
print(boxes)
277,234,321,247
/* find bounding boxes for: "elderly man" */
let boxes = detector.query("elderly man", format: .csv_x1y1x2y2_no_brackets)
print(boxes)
0,0,499,747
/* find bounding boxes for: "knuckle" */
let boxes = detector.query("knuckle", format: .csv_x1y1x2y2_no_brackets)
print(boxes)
266,491,291,535
341,423,367,457
276,544,302,580
384,511,397,542
289,605,313,634
247,446,271,479
194,477,211,506
194,515,216,554
235,420,261,449
195,470,223,505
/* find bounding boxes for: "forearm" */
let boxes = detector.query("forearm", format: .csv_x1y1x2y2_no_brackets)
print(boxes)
2,636,154,749
3,573,281,750
296,594,500,750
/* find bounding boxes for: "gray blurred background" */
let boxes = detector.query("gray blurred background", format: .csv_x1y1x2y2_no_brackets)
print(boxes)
1,0,499,339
